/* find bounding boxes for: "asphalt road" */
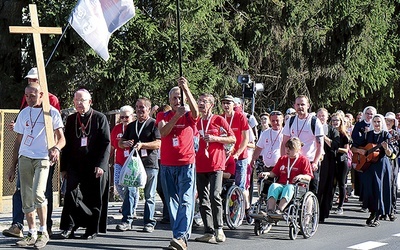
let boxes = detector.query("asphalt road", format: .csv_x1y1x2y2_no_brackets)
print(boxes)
1,195,399,250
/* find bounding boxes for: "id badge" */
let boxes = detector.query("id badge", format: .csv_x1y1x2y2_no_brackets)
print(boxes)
124,150,130,157
81,137,88,147
266,151,272,159
141,149,148,157
24,135,34,146
172,137,179,147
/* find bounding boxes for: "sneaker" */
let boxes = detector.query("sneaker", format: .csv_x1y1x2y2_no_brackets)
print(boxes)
2,224,23,238
116,222,133,231
170,238,187,250
216,229,226,242
34,231,49,249
195,233,217,244
16,233,37,247
143,225,154,233
360,208,368,213
336,207,344,215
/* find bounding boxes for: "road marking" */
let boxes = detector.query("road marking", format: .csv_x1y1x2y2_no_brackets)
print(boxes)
393,233,400,237
348,241,387,250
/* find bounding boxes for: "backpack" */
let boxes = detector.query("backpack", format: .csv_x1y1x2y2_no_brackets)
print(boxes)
288,115,317,135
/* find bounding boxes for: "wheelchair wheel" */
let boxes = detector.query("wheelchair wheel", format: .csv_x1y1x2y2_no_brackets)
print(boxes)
225,185,245,229
299,191,319,239
289,223,298,240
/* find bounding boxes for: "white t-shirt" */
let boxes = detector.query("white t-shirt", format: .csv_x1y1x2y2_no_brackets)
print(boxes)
14,106,64,160
244,112,258,129
256,128,283,166
282,115,324,161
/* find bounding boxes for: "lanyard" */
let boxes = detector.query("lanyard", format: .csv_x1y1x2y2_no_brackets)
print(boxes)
269,128,282,150
29,107,43,135
287,156,299,184
135,117,150,141
225,112,234,129
296,114,309,137
201,114,213,136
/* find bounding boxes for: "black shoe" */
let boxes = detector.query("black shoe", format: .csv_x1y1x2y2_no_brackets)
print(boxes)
52,229,75,239
81,232,97,239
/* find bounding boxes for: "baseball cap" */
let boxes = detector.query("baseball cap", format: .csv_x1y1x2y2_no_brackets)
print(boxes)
286,108,296,115
25,67,38,79
233,97,242,105
221,95,234,103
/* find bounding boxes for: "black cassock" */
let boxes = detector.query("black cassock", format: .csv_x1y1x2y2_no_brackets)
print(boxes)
60,108,110,234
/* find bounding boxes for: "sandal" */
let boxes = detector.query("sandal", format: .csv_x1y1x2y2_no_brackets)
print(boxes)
368,220,380,227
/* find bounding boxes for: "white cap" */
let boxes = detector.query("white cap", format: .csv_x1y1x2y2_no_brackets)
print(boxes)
25,67,38,79
233,97,242,105
286,108,296,115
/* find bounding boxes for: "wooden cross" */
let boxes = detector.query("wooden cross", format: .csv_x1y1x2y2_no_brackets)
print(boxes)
9,4,62,148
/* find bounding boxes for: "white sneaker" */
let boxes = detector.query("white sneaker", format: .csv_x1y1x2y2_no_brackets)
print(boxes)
216,228,226,242
16,233,37,247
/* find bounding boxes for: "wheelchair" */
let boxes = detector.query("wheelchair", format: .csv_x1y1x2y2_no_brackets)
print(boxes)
221,179,245,229
250,179,319,240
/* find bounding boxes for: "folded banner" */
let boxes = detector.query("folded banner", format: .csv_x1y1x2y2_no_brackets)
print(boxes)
68,0,135,61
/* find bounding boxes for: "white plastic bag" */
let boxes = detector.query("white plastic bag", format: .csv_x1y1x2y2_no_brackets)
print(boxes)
119,149,147,188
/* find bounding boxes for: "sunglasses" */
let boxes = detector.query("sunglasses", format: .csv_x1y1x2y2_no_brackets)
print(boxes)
270,111,283,116
120,116,130,119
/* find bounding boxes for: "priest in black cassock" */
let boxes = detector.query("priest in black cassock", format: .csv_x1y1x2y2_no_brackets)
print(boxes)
57,89,110,240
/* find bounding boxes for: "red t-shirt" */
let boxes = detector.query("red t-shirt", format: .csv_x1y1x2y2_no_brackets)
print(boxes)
196,115,235,173
110,123,129,166
155,110,196,166
20,92,61,111
224,156,236,176
271,155,313,185
221,111,250,160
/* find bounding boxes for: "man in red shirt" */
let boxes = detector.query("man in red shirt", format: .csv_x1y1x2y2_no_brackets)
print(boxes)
194,93,235,244
155,77,199,250
220,95,251,221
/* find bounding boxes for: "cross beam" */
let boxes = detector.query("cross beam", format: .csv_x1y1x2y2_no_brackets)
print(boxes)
9,4,62,149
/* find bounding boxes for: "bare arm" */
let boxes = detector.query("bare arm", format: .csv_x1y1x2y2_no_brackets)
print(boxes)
250,146,263,167
312,136,324,170
233,129,249,159
178,77,199,120
136,139,161,150
158,108,185,137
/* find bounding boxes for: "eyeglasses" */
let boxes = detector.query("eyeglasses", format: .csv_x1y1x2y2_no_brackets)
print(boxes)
260,118,268,121
74,99,89,104
120,116,130,119
270,111,283,116
331,119,340,122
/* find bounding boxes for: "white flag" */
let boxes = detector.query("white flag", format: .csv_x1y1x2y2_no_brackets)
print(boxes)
68,0,135,61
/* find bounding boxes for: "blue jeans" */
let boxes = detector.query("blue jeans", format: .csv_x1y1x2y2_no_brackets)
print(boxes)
161,164,196,241
144,168,158,227
235,158,248,190
121,186,138,224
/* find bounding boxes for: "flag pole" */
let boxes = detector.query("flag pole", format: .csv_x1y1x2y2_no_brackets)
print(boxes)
176,0,184,105
45,23,70,67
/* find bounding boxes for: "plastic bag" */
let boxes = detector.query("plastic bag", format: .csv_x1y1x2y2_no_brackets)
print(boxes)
119,149,147,188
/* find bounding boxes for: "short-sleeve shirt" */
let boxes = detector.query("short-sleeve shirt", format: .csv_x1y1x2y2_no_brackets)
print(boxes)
110,123,129,166
196,115,234,173
122,118,161,169
155,111,196,166
20,93,61,111
221,111,250,160
256,128,283,166
14,106,64,159
282,115,324,161
271,155,313,185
